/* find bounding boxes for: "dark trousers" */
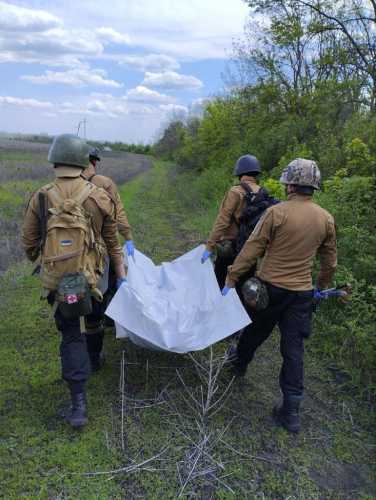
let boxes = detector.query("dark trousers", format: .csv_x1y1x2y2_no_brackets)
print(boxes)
214,254,235,290
237,284,313,400
102,262,117,325
51,296,105,392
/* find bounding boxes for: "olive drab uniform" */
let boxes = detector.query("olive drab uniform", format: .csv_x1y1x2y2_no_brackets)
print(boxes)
226,192,337,403
22,173,123,390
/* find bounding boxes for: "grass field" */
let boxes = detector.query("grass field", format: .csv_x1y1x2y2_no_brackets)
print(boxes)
0,146,375,498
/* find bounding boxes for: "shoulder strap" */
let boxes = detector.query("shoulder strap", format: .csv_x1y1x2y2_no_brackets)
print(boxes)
46,183,64,207
72,181,95,206
240,181,255,198
46,180,94,208
87,173,97,182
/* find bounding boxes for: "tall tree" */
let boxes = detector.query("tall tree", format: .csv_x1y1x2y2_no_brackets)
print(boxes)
244,0,376,109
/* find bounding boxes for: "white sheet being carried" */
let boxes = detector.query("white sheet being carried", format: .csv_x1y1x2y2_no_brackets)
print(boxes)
105,245,251,353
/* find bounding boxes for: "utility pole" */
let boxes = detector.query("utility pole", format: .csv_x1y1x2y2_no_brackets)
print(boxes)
76,119,87,138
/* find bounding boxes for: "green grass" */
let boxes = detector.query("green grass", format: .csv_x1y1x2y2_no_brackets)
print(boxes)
0,181,47,218
0,266,125,498
0,186,23,217
0,151,37,162
1,159,375,498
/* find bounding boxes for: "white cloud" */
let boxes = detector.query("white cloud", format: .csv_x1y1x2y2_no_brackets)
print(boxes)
126,85,173,103
0,95,53,109
0,27,104,66
3,27,103,56
58,94,129,118
22,67,122,88
190,97,211,115
0,0,249,142
117,53,179,72
96,27,131,45
0,1,61,32
0,0,249,66
0,2,103,66
159,103,189,116
90,92,115,99
143,71,203,91
55,92,177,120
128,104,155,115
54,0,249,60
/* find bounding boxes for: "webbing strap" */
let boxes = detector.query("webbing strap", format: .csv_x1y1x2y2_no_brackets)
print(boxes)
240,181,255,197
47,180,94,209
79,316,86,334
74,182,94,205
43,248,84,263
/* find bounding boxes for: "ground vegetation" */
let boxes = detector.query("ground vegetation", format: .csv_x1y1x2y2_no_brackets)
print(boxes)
1,155,374,497
153,0,376,401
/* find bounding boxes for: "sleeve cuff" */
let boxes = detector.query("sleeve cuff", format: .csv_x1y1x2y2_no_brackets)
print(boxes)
120,230,133,240
225,277,236,288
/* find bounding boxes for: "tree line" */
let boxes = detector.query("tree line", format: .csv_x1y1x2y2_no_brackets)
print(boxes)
153,0,376,399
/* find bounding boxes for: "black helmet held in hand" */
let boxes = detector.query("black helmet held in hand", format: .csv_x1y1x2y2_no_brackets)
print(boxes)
233,154,261,176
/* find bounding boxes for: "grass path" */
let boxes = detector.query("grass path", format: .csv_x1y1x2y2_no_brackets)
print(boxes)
0,160,374,498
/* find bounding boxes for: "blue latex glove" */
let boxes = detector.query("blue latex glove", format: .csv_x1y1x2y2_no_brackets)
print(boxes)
125,240,135,257
221,286,231,296
313,288,323,300
201,249,213,264
116,277,127,289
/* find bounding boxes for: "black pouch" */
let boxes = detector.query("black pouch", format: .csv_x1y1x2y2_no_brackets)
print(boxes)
215,240,236,260
56,272,92,320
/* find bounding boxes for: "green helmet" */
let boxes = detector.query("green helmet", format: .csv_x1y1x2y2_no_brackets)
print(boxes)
48,134,91,168
280,158,321,190
241,277,269,311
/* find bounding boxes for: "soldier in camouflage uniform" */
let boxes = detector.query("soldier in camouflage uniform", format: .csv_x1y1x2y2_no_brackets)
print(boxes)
222,159,337,433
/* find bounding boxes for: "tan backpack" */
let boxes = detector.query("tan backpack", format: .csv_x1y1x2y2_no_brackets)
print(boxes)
40,181,106,297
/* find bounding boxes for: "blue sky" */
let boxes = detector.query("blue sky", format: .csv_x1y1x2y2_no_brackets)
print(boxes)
0,0,249,143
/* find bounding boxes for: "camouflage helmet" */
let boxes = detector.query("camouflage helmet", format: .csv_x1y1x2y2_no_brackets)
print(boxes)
280,158,321,190
241,277,269,311
48,134,91,169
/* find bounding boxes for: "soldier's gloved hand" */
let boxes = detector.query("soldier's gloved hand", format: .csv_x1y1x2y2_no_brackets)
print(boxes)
125,240,135,257
313,288,323,300
201,249,213,264
116,277,127,289
221,286,231,296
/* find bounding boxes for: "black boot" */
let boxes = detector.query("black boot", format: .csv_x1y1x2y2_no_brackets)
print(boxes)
226,345,248,377
66,392,88,428
273,397,300,433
